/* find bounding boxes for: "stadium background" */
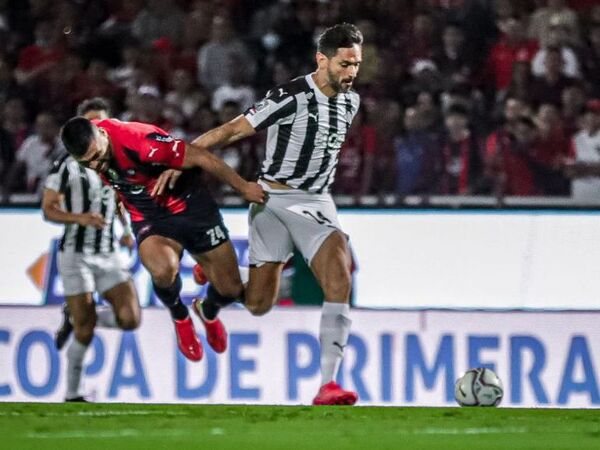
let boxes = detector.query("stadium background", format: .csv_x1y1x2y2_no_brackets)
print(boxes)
1,0,600,408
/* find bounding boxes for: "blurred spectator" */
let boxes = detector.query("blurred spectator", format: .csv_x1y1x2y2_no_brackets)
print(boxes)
404,14,437,66
497,56,533,105
164,69,208,126
108,41,141,92
72,59,120,107
581,23,600,97
132,0,185,48
433,23,476,84
485,97,532,195
372,99,402,194
485,15,538,91
354,20,380,86
394,106,440,195
530,103,571,195
122,85,184,139
528,0,579,47
530,47,576,107
186,105,218,141
565,100,600,201
403,60,443,105
531,17,581,78
14,20,65,86
197,15,256,91
561,84,587,136
0,99,28,189
437,0,497,65
437,104,484,194
3,112,63,198
485,115,540,196
333,109,376,197
0,58,20,105
211,56,256,112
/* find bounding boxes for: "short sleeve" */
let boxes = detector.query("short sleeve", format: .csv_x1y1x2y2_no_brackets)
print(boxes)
244,88,297,132
44,156,70,193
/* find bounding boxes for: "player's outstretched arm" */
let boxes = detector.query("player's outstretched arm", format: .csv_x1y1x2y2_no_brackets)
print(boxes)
181,142,265,204
42,188,106,229
190,115,256,149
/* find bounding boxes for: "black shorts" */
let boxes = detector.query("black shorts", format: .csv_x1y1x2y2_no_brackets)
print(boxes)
132,210,230,255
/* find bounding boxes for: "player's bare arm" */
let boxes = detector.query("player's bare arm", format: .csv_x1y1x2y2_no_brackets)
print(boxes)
42,188,106,229
181,142,265,204
190,115,256,149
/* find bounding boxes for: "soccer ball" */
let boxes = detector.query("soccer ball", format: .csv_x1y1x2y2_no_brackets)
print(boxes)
454,368,503,407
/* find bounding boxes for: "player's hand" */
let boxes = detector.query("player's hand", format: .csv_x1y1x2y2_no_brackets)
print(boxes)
151,169,182,197
241,182,267,204
79,212,106,229
120,234,136,253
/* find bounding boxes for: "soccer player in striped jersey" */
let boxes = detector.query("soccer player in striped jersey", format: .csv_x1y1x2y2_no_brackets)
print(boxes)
43,98,141,401
186,23,363,405
59,106,265,363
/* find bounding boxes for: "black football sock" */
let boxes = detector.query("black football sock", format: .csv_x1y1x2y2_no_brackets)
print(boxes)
152,274,189,321
201,285,239,320
201,299,221,321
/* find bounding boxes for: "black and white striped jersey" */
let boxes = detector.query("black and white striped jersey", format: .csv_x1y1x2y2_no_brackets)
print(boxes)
244,73,360,193
44,154,118,254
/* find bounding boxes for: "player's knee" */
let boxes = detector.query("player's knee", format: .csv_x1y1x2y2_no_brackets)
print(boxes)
151,265,179,287
73,326,94,345
117,311,140,330
246,301,272,316
323,270,352,300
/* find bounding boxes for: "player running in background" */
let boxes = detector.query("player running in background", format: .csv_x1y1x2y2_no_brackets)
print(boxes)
59,113,265,362
182,23,363,405
44,98,140,401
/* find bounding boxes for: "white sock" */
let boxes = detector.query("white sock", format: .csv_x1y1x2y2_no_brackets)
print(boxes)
239,266,249,285
96,307,118,328
66,338,89,399
319,302,351,386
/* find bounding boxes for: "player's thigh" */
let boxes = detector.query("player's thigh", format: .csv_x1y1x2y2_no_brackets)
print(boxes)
310,231,352,302
192,240,243,299
138,235,183,284
102,279,140,330
245,262,286,315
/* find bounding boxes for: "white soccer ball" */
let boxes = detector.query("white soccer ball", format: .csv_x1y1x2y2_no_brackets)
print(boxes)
454,367,504,407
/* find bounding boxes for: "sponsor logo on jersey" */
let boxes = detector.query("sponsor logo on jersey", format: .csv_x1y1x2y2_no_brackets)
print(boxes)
146,132,174,143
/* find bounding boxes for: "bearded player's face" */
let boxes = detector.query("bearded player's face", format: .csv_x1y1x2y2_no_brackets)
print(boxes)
325,44,362,93
78,127,111,173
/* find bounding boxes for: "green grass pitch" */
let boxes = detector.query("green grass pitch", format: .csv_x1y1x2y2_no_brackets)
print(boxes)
1,403,599,450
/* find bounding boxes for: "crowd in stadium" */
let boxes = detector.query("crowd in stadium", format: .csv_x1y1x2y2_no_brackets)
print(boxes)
0,0,599,204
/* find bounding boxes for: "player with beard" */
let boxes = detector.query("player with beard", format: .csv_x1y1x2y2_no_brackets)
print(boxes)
161,23,363,405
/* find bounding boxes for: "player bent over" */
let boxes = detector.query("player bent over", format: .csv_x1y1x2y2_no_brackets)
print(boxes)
182,23,363,405
43,99,141,401
59,115,265,362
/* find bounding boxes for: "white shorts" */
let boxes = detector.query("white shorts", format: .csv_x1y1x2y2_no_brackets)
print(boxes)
249,182,344,266
57,251,130,297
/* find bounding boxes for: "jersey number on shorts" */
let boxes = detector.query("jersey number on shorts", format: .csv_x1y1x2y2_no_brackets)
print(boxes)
206,225,226,246
302,210,331,225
